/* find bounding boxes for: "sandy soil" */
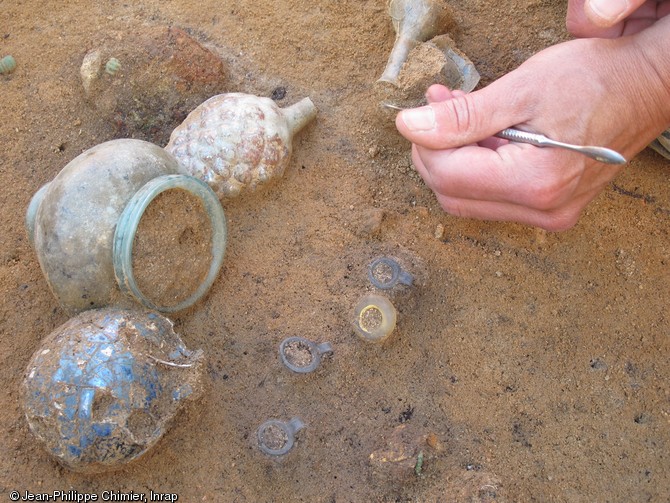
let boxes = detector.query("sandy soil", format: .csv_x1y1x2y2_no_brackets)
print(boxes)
1,0,669,501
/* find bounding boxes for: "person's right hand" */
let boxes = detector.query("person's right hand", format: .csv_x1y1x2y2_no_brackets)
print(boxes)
567,0,670,38
394,16,670,230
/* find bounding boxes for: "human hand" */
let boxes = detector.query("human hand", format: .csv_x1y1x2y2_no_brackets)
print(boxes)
394,22,670,230
567,0,670,38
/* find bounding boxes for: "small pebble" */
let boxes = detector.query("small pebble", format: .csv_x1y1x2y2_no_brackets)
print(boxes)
105,57,121,75
0,55,16,74
270,86,286,101
426,432,443,451
355,208,385,237
434,224,444,239
415,206,429,218
80,50,102,95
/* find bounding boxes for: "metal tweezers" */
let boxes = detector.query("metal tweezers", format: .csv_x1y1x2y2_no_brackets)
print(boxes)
382,102,626,165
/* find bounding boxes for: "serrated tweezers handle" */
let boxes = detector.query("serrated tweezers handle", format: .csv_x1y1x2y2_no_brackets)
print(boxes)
380,103,626,165
496,128,626,165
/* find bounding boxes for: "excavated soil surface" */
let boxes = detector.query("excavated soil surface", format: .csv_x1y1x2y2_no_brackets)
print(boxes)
1,1,669,501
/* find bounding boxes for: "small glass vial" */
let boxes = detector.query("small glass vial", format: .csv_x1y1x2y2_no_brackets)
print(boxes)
279,336,333,373
368,257,413,290
257,417,305,456
352,293,397,343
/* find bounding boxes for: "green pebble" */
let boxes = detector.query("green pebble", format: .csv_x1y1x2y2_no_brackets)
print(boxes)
414,450,424,476
0,55,17,75
105,57,121,75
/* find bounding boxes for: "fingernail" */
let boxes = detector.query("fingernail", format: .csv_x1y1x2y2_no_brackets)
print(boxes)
400,106,436,132
588,0,628,22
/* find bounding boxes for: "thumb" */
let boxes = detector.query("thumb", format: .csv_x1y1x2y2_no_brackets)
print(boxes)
584,0,646,27
395,78,527,149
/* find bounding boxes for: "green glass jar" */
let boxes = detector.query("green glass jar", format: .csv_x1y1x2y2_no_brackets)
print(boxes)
27,139,227,313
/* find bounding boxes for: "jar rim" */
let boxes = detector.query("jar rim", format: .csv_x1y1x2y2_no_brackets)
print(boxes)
113,174,227,312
